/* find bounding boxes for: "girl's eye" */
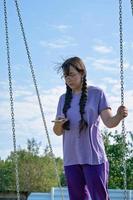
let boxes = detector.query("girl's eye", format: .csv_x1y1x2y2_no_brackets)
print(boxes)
63,73,79,79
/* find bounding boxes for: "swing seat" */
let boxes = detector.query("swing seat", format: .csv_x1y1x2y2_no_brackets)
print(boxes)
0,191,30,200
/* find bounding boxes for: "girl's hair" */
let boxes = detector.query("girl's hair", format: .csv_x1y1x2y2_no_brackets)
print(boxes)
58,56,88,132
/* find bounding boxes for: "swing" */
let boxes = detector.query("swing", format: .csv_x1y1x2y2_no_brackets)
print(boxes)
0,192,29,200
2,0,64,199
1,0,133,200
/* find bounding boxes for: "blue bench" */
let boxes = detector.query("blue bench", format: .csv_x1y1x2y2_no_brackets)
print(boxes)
52,187,133,200
28,187,133,200
28,192,51,200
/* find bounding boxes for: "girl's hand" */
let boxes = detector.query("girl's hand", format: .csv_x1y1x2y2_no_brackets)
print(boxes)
117,105,128,120
52,117,68,124
52,116,68,136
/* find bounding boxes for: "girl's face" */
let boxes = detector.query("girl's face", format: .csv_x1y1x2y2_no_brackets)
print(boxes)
63,65,83,92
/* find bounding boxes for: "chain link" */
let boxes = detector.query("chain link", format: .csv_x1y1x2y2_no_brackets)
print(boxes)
119,1,127,200
3,0,130,199
13,0,64,199
131,0,133,15
3,0,20,200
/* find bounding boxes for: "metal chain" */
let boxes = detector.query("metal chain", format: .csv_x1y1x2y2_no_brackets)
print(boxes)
130,0,133,15
3,1,20,200
119,0,127,199
13,0,64,199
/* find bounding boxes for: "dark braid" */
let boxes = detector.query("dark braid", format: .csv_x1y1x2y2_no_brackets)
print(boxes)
63,84,73,130
79,75,88,132
57,56,88,132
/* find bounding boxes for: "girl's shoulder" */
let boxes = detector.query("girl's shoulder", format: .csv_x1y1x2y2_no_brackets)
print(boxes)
88,85,104,94
59,86,104,101
58,93,65,102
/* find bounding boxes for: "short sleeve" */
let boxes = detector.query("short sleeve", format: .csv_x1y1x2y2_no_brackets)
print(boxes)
55,95,65,119
98,90,111,114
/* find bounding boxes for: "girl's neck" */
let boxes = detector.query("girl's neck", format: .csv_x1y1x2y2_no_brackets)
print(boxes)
72,85,89,94
72,89,82,94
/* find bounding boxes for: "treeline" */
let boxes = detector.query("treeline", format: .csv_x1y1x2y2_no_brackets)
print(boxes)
0,130,133,192
0,139,64,192
102,129,133,189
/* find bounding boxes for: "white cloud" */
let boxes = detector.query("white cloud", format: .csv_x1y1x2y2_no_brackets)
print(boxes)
84,55,122,72
131,65,133,70
0,86,66,124
50,24,72,32
95,76,133,132
40,36,78,49
84,56,95,62
85,55,130,72
93,45,113,54
0,83,132,160
94,59,117,65
102,77,118,84
123,62,130,69
0,149,11,160
92,58,118,72
0,85,65,160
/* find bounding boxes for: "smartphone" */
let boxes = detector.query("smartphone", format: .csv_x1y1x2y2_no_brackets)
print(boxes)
51,119,64,123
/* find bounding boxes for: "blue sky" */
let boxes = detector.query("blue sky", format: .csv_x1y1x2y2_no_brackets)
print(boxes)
0,0,133,160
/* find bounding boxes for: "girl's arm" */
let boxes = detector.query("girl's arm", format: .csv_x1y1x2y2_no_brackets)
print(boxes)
100,105,128,128
53,118,68,136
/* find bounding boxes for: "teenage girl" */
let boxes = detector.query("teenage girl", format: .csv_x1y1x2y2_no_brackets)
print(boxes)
53,56,128,200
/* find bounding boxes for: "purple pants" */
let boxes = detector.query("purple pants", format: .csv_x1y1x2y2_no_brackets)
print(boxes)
64,161,110,200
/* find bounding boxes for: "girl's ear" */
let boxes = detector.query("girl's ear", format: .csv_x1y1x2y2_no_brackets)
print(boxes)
80,70,86,76
81,73,85,79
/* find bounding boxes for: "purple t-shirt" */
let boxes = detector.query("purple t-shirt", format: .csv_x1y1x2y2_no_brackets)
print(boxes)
56,86,111,166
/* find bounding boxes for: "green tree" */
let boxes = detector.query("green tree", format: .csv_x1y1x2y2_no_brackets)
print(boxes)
102,129,133,189
0,159,15,191
4,139,64,192
1,132,132,192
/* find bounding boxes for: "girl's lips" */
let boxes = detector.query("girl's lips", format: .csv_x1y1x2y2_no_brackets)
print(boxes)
68,82,73,85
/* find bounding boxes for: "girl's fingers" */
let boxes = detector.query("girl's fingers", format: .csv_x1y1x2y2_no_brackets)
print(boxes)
51,119,68,123
52,119,64,122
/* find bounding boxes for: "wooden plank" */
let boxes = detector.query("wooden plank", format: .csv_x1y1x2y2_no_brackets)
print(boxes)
0,192,30,200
